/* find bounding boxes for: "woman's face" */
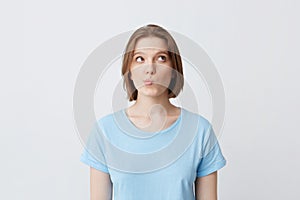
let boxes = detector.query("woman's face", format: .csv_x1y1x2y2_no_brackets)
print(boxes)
129,36,174,98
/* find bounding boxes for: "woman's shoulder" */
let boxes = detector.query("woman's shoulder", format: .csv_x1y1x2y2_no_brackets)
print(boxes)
95,109,124,126
182,107,211,128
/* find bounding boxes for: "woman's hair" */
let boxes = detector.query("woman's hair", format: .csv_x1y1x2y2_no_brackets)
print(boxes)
122,24,184,101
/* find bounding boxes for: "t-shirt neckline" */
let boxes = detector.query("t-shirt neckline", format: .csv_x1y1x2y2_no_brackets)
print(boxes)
120,107,184,137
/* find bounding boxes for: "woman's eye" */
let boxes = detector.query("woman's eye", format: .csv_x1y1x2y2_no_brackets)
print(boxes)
135,56,144,62
158,55,167,62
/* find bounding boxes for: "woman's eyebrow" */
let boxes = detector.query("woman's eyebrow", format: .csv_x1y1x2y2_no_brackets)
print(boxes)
133,50,169,56
133,51,145,55
156,50,169,55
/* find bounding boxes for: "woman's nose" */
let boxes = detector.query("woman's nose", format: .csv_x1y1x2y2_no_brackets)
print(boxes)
144,62,156,75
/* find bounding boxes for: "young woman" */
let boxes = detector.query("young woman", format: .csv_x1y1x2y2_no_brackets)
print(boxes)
80,24,227,200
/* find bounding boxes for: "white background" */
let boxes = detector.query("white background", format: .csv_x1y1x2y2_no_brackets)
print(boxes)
1,0,299,199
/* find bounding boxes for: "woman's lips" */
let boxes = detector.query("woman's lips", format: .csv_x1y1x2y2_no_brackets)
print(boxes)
144,80,153,85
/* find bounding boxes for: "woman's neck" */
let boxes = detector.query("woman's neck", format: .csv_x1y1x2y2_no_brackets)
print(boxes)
128,92,178,117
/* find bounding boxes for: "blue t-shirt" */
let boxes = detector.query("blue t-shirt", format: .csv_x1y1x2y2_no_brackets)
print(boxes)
80,107,227,200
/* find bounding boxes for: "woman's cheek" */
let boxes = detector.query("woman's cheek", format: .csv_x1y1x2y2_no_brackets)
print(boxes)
158,72,172,87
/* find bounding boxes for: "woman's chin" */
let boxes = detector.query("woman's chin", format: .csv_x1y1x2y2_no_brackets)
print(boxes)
139,88,168,97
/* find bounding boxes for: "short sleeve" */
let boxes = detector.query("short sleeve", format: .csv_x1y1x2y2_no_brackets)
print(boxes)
80,120,110,174
196,124,227,177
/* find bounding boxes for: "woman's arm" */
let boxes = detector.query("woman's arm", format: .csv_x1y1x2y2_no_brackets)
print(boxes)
195,171,218,200
90,167,113,200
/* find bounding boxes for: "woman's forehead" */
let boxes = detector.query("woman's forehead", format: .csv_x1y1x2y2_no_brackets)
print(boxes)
134,37,168,51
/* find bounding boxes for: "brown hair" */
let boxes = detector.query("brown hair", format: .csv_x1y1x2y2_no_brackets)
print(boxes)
122,24,184,101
